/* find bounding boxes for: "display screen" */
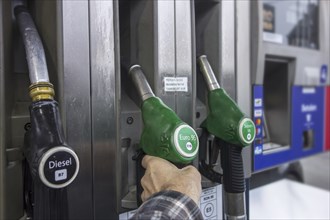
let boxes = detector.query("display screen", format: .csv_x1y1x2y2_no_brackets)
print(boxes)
262,0,319,49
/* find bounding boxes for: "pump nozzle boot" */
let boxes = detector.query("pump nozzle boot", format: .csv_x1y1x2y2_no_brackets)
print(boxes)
197,55,256,220
198,56,255,146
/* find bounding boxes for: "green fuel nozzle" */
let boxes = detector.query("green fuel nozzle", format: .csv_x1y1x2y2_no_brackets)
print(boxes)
198,55,255,147
198,55,255,220
129,65,199,164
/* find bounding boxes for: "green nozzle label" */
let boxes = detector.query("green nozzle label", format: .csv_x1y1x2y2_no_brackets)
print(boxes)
173,124,199,158
238,118,256,145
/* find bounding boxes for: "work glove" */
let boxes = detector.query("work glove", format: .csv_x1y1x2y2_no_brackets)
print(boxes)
141,155,202,204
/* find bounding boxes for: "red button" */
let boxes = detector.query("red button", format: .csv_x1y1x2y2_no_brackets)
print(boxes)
255,118,261,125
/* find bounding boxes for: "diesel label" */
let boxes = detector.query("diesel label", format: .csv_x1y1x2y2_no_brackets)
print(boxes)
49,158,72,169
39,147,79,188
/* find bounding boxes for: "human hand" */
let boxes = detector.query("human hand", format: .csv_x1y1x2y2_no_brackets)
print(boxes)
140,155,202,204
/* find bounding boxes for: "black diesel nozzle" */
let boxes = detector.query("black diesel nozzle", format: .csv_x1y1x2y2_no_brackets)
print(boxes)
25,100,79,190
24,100,79,220
15,5,79,220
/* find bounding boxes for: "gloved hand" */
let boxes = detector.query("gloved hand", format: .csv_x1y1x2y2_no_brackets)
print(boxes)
141,155,202,204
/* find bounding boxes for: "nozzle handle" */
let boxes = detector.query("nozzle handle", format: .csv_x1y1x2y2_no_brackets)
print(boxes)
129,65,155,101
24,100,79,220
197,55,220,91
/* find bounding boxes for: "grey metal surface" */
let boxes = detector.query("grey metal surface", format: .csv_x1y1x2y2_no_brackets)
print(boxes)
89,1,121,218
154,0,176,108
195,0,221,105
129,65,155,101
119,0,177,109
121,0,176,109
0,2,5,218
174,0,195,125
1,1,25,219
219,1,236,99
236,1,253,178
250,1,266,85
197,55,221,91
236,1,252,117
59,1,93,219
195,0,236,98
15,6,50,84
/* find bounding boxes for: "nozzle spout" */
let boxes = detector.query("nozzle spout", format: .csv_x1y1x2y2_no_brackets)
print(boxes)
197,55,220,91
129,65,155,101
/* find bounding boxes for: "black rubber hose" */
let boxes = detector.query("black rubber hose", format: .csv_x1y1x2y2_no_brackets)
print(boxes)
219,138,245,193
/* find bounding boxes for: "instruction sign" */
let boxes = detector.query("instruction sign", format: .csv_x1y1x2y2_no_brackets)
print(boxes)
200,185,222,219
164,77,188,92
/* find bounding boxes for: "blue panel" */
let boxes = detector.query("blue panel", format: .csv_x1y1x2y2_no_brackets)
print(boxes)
252,85,263,157
291,86,325,157
253,85,325,172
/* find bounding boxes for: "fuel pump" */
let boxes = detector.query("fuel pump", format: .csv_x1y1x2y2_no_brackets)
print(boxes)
129,65,199,204
15,6,79,220
197,55,255,220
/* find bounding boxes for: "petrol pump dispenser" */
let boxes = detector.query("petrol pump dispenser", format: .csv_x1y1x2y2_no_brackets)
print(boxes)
251,0,329,172
15,6,79,219
129,65,199,203
197,55,256,220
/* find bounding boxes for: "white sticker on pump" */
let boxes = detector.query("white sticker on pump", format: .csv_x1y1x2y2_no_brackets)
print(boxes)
164,77,188,92
254,98,263,107
263,32,283,44
199,185,222,219
119,185,223,220
254,109,263,117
